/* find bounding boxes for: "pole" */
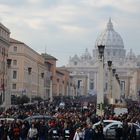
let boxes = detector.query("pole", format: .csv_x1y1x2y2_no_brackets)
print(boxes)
109,68,113,104
96,45,105,117
28,67,32,103
97,56,104,116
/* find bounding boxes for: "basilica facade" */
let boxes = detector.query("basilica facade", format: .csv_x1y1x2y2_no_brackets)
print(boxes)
66,19,140,102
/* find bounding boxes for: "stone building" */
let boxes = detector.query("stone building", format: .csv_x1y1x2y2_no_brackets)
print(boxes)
9,38,47,100
66,19,140,103
0,23,10,108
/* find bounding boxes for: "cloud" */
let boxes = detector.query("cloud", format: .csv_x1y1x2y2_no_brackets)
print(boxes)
81,0,140,13
60,25,87,34
26,0,43,5
0,0,140,66
0,4,12,13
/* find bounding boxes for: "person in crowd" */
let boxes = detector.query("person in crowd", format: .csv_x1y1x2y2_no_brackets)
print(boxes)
0,120,4,140
128,123,136,140
13,123,20,140
28,123,38,140
122,121,129,140
38,121,48,140
84,123,95,140
62,122,71,140
96,123,104,140
48,123,60,140
73,127,84,140
20,123,29,140
115,124,122,140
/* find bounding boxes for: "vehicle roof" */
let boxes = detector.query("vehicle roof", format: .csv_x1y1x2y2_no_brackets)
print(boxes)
24,115,54,120
93,120,120,125
104,122,140,130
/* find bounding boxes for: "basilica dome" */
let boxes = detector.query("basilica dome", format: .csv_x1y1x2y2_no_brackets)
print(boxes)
95,19,124,49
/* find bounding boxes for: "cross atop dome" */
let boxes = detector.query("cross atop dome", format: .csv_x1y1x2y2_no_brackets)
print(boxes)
107,18,114,30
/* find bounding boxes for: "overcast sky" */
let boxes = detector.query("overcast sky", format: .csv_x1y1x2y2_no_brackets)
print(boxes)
0,0,140,66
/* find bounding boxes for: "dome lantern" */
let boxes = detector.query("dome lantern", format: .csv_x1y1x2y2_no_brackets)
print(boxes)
107,18,114,30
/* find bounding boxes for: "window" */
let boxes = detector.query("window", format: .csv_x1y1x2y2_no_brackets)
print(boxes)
13,60,17,65
90,79,94,90
110,124,119,129
12,83,16,89
113,51,116,56
13,71,17,79
13,46,17,52
74,61,77,65
120,81,125,91
2,48,5,56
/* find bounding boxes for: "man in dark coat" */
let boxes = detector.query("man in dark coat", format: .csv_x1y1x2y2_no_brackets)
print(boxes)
84,124,95,140
115,124,122,140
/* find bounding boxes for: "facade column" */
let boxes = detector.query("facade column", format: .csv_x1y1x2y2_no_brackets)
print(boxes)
108,61,113,104
62,81,65,96
50,77,53,102
5,59,12,110
67,84,69,96
57,79,59,96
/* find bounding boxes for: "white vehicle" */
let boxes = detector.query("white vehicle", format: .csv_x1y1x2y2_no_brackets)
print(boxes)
92,120,121,129
104,122,140,140
114,107,128,116
0,118,22,123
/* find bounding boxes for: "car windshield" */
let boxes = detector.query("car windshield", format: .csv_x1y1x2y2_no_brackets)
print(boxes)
104,122,113,127
24,115,54,123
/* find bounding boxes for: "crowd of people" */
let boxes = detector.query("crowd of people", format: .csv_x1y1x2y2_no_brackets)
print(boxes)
0,96,139,140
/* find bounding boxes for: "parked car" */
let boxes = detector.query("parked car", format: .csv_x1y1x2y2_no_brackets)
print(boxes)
92,120,121,129
0,118,22,123
104,122,140,140
24,115,54,124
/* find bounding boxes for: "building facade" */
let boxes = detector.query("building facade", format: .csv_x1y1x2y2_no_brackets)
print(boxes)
9,38,47,100
0,23,10,107
66,19,140,103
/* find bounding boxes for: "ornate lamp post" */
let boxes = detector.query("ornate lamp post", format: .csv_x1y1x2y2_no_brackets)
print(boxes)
107,60,113,104
28,67,32,103
97,45,105,116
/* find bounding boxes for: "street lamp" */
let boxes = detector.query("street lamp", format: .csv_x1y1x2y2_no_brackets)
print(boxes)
107,60,113,104
98,45,105,60
5,59,12,110
97,45,105,116
28,67,32,103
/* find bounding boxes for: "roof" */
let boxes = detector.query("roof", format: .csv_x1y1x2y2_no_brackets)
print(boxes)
0,22,10,33
95,19,124,48
42,53,57,60
10,38,24,44
56,69,64,75
57,67,70,73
